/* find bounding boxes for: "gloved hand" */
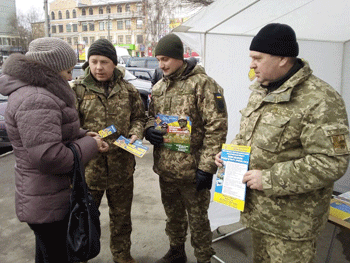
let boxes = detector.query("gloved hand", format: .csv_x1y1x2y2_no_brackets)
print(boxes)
145,127,165,147
196,169,214,191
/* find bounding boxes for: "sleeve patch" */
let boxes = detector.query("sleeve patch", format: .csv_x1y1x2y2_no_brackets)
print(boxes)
331,134,349,155
214,93,226,113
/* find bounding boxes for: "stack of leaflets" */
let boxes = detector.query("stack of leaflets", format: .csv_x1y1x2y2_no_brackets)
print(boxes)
98,124,117,138
214,144,251,212
154,114,191,153
113,135,149,158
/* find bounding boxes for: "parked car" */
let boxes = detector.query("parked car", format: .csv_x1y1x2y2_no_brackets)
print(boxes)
0,94,11,148
125,57,159,69
126,67,155,81
71,64,152,110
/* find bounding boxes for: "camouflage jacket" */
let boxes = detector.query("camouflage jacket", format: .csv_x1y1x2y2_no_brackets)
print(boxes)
146,60,228,182
71,66,146,190
233,59,350,240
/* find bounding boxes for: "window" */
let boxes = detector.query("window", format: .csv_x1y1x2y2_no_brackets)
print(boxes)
137,19,143,29
107,5,111,13
107,20,112,30
82,8,86,16
100,36,106,39
99,7,103,14
89,23,95,31
74,37,78,45
59,25,63,33
3,38,8,45
67,37,72,44
66,10,70,19
125,4,130,12
108,36,113,42
73,9,76,18
83,37,88,45
51,12,55,20
118,35,123,44
58,11,62,19
0,38,2,45
73,24,78,32
117,20,123,30
126,35,131,44
90,37,95,44
99,22,105,30
117,5,122,13
125,19,131,29
137,34,143,44
82,23,88,32
137,3,142,12
66,24,72,32
51,25,56,33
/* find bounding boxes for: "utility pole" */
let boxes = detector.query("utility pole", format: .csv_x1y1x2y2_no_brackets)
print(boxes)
44,0,50,37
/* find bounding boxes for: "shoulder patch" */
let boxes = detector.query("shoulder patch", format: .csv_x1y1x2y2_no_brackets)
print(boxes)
214,93,226,113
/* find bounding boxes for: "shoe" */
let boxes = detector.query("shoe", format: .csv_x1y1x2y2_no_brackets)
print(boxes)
156,244,187,263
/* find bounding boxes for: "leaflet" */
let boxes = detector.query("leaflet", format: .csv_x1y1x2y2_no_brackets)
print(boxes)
213,144,251,211
154,114,191,153
98,124,117,138
113,135,149,158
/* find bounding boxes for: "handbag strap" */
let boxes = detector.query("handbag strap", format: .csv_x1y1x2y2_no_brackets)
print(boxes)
68,143,89,201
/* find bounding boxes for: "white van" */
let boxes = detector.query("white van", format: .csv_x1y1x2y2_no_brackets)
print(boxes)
85,46,131,66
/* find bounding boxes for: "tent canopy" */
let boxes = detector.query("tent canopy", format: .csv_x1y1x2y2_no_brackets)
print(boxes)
174,0,350,43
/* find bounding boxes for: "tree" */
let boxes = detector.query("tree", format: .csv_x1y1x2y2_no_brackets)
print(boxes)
7,8,44,53
144,0,215,52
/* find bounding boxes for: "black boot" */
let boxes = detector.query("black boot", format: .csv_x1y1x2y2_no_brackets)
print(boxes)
156,244,187,263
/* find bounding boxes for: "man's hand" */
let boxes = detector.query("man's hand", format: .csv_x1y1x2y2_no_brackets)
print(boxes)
145,127,165,147
196,169,214,191
215,152,223,167
242,170,263,191
129,135,138,144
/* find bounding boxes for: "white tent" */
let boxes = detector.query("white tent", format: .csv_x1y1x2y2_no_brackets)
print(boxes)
173,0,350,193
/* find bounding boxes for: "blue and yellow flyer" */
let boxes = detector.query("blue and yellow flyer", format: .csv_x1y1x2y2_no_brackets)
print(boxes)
98,124,117,138
113,135,149,158
154,114,191,153
214,144,251,211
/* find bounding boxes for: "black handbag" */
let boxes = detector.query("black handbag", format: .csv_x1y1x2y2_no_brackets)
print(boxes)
66,144,101,262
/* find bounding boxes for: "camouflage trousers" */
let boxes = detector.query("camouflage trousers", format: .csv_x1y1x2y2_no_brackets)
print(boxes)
251,230,317,263
159,178,215,262
89,176,134,262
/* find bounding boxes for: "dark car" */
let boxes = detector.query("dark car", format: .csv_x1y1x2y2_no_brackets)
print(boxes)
71,64,152,110
0,94,11,148
126,67,155,81
125,57,159,69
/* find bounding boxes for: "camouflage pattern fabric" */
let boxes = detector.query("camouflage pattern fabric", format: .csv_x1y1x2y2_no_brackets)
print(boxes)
251,230,316,263
232,59,350,240
71,66,146,190
159,178,215,262
71,66,145,260
146,61,227,262
146,61,228,182
89,177,133,262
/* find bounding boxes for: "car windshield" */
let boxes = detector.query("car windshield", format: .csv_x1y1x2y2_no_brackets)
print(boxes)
72,65,84,79
121,56,130,64
124,69,137,81
148,60,159,69
0,94,8,102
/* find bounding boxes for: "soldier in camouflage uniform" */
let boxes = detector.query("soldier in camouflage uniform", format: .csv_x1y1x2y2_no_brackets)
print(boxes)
71,39,146,263
215,23,350,262
145,34,228,263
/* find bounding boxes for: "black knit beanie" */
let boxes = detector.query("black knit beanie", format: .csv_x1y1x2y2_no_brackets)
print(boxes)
155,34,184,60
88,39,118,65
250,23,299,57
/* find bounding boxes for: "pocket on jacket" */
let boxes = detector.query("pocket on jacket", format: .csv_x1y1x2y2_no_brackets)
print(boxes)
254,114,290,152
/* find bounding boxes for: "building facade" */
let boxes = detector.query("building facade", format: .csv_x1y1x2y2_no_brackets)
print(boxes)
49,0,147,58
0,0,21,60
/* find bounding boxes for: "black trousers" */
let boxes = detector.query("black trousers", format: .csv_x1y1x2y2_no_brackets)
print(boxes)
28,217,72,263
